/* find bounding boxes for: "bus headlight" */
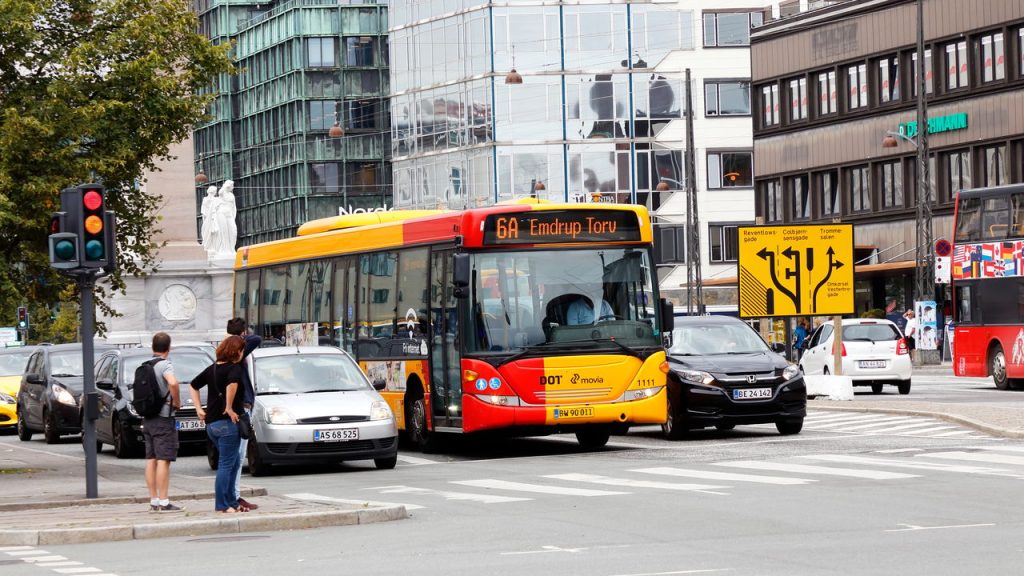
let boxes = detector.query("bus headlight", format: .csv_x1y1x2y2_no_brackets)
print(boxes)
370,401,392,421
629,386,663,401
0,392,14,404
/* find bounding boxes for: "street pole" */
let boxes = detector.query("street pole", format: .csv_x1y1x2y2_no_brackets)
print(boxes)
79,271,99,498
684,68,703,316
914,0,934,363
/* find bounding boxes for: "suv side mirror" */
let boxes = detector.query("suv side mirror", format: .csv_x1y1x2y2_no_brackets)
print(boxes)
96,379,114,391
25,373,44,385
660,299,674,333
772,343,786,354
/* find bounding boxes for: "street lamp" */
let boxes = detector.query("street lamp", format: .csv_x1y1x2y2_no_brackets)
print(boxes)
659,176,703,316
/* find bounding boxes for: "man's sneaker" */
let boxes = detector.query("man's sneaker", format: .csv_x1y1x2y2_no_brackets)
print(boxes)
159,503,184,512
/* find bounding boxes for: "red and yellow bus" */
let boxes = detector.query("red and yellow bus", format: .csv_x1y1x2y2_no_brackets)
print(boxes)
952,183,1024,389
233,200,674,450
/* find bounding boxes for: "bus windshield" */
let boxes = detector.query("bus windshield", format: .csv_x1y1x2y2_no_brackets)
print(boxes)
465,248,660,354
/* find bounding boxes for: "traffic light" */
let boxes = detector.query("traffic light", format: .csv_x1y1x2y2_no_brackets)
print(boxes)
48,211,80,269
16,306,27,330
78,185,110,268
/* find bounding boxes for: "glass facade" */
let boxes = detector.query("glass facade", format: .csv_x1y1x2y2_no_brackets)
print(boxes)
193,1,391,247
389,1,690,209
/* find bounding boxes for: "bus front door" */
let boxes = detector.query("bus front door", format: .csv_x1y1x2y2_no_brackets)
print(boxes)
430,249,463,430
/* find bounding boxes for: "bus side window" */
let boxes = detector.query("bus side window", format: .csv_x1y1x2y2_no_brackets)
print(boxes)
981,196,1010,240
954,197,981,242
1012,193,1024,236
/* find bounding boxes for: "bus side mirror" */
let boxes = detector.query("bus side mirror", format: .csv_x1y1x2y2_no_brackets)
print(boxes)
453,253,470,296
660,299,674,333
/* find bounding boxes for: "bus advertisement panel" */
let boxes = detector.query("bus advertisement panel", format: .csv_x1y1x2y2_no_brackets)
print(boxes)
952,184,1024,389
233,201,673,450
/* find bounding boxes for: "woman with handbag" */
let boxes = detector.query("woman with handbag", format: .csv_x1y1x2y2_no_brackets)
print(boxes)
189,335,247,513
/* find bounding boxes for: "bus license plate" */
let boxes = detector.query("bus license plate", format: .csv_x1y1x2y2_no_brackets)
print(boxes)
176,419,205,431
553,407,594,419
314,428,359,442
859,360,886,369
732,388,772,400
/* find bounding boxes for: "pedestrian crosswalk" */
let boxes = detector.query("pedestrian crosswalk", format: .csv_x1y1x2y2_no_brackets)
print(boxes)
339,446,1024,510
747,410,995,439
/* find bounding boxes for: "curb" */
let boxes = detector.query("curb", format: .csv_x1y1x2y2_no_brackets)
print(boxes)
809,402,1024,439
0,488,268,513
0,504,408,546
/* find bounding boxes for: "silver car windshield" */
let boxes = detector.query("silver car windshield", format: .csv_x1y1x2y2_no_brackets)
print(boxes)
0,352,31,376
124,352,212,383
669,323,770,355
253,355,369,394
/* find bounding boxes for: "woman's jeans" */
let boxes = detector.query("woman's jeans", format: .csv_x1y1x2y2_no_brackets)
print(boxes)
207,419,241,511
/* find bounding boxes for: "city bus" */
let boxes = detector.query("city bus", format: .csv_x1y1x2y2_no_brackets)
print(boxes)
951,183,1024,389
232,200,674,450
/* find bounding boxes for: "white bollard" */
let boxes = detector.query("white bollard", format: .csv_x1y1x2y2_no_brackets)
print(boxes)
804,375,853,400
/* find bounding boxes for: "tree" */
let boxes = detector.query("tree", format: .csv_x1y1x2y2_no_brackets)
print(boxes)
0,0,233,328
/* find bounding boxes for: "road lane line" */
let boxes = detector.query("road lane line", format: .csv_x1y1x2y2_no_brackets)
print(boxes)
452,479,629,496
37,562,84,568
868,421,951,433
834,417,921,431
609,570,731,576
397,455,440,466
7,550,51,556
284,492,425,510
631,467,814,485
930,430,973,437
0,547,36,552
804,414,890,427
917,451,1024,466
21,556,68,563
52,568,103,574
885,523,994,532
801,454,1010,474
713,461,917,480
544,473,730,495
366,485,531,504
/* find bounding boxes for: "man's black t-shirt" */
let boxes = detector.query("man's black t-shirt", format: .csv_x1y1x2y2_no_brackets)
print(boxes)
191,363,244,424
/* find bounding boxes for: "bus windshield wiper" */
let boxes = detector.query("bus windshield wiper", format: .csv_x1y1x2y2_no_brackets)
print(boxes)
591,338,644,360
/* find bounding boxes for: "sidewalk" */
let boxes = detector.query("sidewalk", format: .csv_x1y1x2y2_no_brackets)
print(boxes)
0,442,406,545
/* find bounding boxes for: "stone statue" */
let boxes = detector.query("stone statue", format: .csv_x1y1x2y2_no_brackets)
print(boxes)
201,179,238,259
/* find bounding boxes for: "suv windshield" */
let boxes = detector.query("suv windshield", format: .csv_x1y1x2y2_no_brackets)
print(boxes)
464,248,660,354
253,354,369,394
844,324,900,341
669,322,770,355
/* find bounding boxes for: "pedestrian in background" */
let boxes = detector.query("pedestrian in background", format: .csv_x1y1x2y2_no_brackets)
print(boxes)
226,317,262,512
903,310,919,351
792,318,809,361
190,336,246,513
143,332,183,512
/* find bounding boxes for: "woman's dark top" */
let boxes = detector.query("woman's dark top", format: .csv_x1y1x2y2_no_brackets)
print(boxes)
191,362,244,424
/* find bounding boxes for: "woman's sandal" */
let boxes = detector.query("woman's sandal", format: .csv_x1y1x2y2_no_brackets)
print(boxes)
218,508,238,513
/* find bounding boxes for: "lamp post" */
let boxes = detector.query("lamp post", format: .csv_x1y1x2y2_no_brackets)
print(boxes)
658,177,703,316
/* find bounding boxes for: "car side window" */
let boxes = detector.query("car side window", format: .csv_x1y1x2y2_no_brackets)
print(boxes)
807,327,822,348
26,353,42,377
820,324,834,343
95,358,112,382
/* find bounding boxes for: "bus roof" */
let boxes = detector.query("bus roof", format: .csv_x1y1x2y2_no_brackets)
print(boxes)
235,201,653,269
957,183,1024,200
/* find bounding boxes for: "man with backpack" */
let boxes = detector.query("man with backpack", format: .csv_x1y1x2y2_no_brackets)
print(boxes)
139,332,183,511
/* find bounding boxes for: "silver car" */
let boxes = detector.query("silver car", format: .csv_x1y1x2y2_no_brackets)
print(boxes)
245,346,398,475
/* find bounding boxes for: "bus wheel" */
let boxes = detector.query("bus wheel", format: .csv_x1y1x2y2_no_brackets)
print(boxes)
406,397,441,453
575,426,611,449
991,346,1011,390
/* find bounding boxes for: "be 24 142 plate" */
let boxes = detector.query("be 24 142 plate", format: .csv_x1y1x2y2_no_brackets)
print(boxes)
732,388,772,400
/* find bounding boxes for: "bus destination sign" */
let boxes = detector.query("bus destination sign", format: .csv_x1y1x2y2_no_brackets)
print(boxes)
482,210,642,245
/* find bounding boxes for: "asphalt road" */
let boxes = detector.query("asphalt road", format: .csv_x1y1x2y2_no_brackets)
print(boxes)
4,371,1024,576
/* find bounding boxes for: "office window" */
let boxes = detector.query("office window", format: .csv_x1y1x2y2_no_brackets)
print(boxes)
307,37,336,67
655,225,687,265
846,63,867,110
310,163,340,193
709,224,740,263
707,151,753,189
911,48,934,95
945,150,971,197
981,145,1008,187
945,40,968,90
788,77,807,121
705,80,751,116
879,161,903,209
788,175,810,220
761,84,779,126
878,55,900,103
818,170,840,216
817,71,837,116
979,32,1005,83
345,37,377,67
847,165,870,212
763,179,782,223
308,100,339,130
703,11,763,47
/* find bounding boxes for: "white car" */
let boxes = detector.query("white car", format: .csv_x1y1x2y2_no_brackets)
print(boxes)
798,318,913,394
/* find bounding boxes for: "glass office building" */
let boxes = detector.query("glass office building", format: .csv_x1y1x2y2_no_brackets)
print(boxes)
388,1,690,209
193,0,390,246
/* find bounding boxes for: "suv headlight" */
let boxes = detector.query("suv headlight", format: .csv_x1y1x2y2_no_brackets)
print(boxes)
783,365,801,381
0,392,14,404
369,400,393,421
677,369,715,386
265,406,296,425
52,384,77,407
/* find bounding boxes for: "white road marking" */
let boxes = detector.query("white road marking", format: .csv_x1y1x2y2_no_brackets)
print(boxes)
963,445,1024,453
713,461,917,480
868,421,951,433
834,417,921,431
284,492,425,510
500,544,632,556
900,426,960,435
609,570,731,576
885,523,994,532
930,430,973,437
801,454,1011,475
0,546,35,552
631,467,815,485
917,451,1024,466
22,556,68,563
543,473,730,495
366,485,531,504
452,479,629,496
397,454,440,466
38,562,85,568
804,414,890,427
52,568,103,574
8,550,50,556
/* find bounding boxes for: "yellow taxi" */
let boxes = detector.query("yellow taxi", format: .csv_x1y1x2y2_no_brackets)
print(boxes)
0,347,33,432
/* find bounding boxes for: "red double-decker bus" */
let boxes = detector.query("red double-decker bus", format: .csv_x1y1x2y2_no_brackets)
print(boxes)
952,183,1024,389
233,200,674,450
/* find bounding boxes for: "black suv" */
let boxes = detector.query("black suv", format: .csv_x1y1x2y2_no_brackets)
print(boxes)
17,343,113,443
94,347,213,458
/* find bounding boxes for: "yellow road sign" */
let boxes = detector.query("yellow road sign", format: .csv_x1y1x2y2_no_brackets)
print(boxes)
737,225,854,318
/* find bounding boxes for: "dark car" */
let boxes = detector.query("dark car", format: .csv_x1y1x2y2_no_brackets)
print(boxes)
663,316,806,439
93,347,214,458
17,343,114,443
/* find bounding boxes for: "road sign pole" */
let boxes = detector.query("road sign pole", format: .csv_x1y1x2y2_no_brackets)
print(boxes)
832,315,843,375
78,271,99,499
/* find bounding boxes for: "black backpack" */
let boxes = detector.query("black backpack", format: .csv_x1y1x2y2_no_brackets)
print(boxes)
131,358,168,417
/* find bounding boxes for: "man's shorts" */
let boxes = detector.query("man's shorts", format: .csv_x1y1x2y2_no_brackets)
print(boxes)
142,416,178,461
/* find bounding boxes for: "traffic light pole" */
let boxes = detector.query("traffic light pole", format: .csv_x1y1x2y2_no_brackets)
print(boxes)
77,271,99,498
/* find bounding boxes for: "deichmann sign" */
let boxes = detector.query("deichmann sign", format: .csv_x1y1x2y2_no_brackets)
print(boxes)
898,112,968,139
